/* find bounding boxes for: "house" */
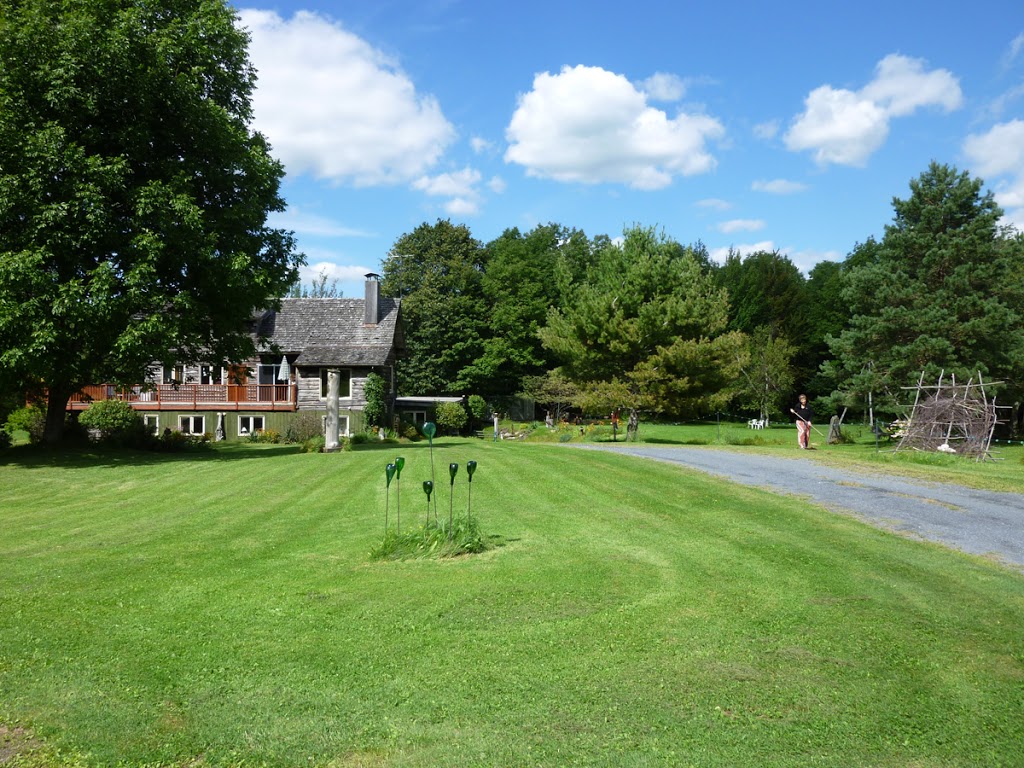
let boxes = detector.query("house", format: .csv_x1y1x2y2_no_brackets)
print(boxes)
66,275,403,440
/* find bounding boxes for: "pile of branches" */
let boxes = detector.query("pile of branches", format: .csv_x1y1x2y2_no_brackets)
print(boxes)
896,372,1005,461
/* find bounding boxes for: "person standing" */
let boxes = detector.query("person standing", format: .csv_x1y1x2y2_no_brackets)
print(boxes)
791,394,814,449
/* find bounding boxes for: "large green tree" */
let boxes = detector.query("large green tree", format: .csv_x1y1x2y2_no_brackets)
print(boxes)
0,0,300,442
802,259,852,398
828,162,1024,411
380,220,488,395
715,249,808,341
732,326,797,424
540,226,744,439
459,223,603,397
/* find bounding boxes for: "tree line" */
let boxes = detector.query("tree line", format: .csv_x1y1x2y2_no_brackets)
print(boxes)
383,162,1024,435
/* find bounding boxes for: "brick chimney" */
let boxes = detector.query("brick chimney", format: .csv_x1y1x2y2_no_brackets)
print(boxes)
364,273,381,325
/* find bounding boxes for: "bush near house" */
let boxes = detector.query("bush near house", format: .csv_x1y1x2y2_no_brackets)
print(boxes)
435,401,468,434
78,399,145,444
285,411,324,444
4,405,46,444
468,394,488,425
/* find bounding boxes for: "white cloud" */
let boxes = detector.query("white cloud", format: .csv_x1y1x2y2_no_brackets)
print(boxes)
751,178,808,194
716,219,766,233
1004,32,1024,69
413,167,483,216
639,72,686,101
471,136,494,154
963,119,1024,177
753,120,780,140
487,176,507,194
964,119,1024,230
299,258,375,287
860,55,963,117
238,9,455,186
782,248,845,274
785,54,962,167
504,65,724,189
708,241,775,264
984,82,1024,121
270,207,372,238
444,198,479,216
695,198,732,210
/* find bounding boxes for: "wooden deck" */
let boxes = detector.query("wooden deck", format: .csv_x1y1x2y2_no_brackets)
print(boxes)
67,384,298,412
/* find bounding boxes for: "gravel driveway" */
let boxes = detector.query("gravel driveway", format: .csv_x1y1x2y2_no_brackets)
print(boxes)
577,444,1024,570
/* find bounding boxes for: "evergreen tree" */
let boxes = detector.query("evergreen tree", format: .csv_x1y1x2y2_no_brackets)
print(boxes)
828,163,1024,411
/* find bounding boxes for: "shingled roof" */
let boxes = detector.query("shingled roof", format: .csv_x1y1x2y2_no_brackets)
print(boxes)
256,297,402,367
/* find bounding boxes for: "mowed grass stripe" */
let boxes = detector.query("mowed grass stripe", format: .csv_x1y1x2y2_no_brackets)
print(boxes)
0,440,1022,766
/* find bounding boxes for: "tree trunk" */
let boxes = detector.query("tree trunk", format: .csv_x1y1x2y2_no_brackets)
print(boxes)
43,386,72,444
626,407,639,442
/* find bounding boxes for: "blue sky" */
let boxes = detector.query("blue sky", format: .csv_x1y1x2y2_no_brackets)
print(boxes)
234,1,1024,298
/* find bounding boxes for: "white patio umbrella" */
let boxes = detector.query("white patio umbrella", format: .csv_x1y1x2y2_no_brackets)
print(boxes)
277,355,291,381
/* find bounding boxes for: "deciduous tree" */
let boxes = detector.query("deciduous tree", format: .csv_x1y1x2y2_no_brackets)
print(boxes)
380,220,488,395
540,226,744,439
0,0,300,443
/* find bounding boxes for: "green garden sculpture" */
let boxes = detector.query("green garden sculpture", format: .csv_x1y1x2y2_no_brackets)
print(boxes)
448,463,458,540
385,462,396,532
423,480,434,525
466,460,477,522
423,422,438,522
395,457,405,533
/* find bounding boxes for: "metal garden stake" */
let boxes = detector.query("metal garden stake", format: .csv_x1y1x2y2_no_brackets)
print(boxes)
423,480,433,528
384,462,396,533
394,456,405,533
422,422,438,522
466,460,477,522
448,462,458,541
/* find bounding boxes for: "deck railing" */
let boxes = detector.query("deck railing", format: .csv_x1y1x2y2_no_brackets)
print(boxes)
68,383,296,408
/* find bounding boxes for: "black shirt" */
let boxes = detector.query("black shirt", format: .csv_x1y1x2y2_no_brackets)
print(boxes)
793,403,814,422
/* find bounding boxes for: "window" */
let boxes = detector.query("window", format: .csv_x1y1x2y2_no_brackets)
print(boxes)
401,410,427,425
239,415,265,436
162,365,184,384
319,368,351,399
258,364,281,385
200,366,225,385
143,414,159,435
178,415,205,435
321,415,350,437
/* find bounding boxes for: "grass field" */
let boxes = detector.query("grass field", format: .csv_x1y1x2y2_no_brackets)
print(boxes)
1,432,1023,767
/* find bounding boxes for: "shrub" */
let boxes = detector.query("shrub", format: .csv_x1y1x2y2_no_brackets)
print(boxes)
285,411,323,443
5,405,46,444
0,430,10,450
435,401,468,434
467,395,487,424
400,421,421,441
149,429,210,452
300,434,326,453
247,429,282,444
363,372,386,429
350,431,372,445
78,399,144,443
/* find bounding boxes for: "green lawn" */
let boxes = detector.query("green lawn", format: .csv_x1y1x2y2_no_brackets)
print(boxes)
1,438,1023,767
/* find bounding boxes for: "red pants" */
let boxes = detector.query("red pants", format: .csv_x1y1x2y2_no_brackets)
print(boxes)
797,420,811,448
